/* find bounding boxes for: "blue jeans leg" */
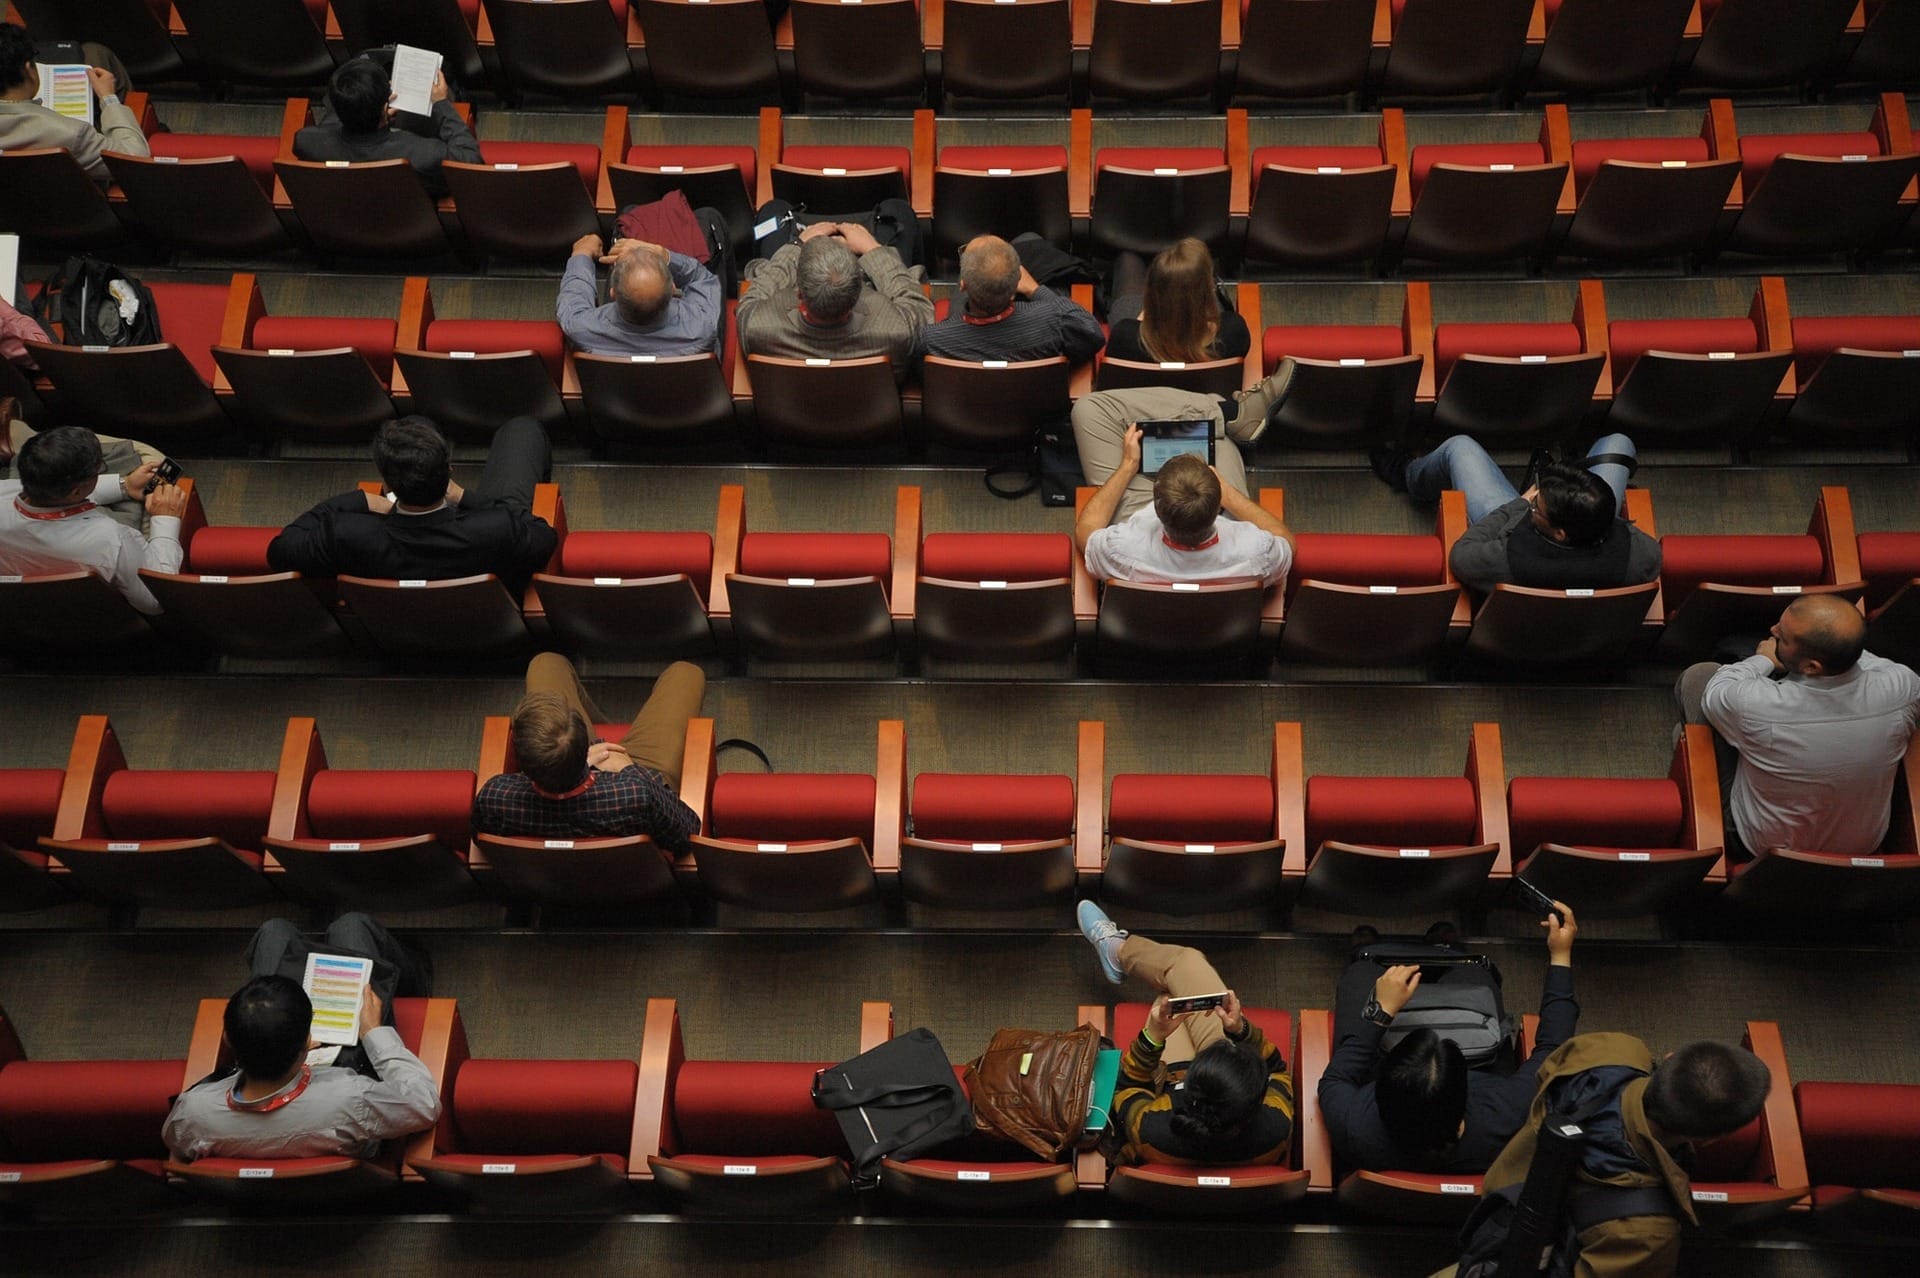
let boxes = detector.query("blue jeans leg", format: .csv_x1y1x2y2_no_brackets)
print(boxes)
1404,435,1519,523
1581,432,1637,514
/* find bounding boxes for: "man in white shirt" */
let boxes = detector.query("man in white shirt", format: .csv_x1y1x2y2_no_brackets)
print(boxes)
1074,422,1293,586
0,424,185,615
0,23,150,184
1678,595,1920,855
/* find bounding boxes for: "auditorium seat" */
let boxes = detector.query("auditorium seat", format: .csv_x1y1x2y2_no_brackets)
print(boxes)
443,131,610,260
570,304,741,448
1242,130,1397,270
1093,719,1297,916
1522,0,1695,97
902,488,1080,667
786,0,926,104
1716,95,1920,260
275,156,455,262
331,0,488,88
931,0,1073,108
167,995,459,1205
260,718,480,910
170,0,336,88
1507,724,1726,917
763,107,916,213
1091,269,1258,398
478,0,642,99
1676,0,1858,93
685,718,901,911
929,138,1073,266
1231,0,1373,102
1823,0,1920,89
742,356,905,451
605,117,761,258
0,148,129,249
1775,313,1920,446
1389,115,1569,267
6,0,186,83
1083,0,1226,106
1795,1077,1920,1239
528,508,718,661
0,573,154,658
1256,285,1425,449
0,764,72,913
1420,280,1609,448
209,272,401,447
1601,277,1795,448
392,278,571,437
338,574,534,661
1376,0,1532,100
106,115,295,257
635,997,859,1213
628,0,782,106
1084,114,1233,260
919,355,1076,455
1552,103,1742,264
1681,1022,1809,1229
1859,531,1920,666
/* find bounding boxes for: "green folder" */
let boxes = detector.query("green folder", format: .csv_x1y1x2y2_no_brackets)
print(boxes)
1084,1048,1123,1132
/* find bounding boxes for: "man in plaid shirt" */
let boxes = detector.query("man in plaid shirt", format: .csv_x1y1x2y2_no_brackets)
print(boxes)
472,654,705,851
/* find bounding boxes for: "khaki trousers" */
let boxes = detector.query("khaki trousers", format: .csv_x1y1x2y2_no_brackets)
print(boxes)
1118,935,1231,1062
523,653,706,786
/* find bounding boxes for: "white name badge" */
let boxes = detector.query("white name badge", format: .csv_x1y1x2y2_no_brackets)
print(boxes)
972,843,1003,852
1707,351,1736,360
1661,160,1687,168
1520,354,1546,363
988,168,1012,176
1852,857,1885,867
1692,1190,1729,1202
544,840,576,849
983,360,1008,368
1172,582,1200,592
399,579,427,588
156,155,179,163
1441,1182,1476,1194
1566,588,1594,597
957,1169,991,1181
787,577,816,586
757,843,788,852
1154,167,1178,175
981,581,1008,590
269,348,296,356
108,842,140,851
724,1164,758,1175
0,1172,20,1183
1369,585,1398,594
628,354,657,363
1339,357,1366,366
823,167,847,176
493,163,518,171
1197,1175,1231,1186
661,165,684,173
325,160,350,168
1619,851,1650,862
328,842,360,851
594,577,621,586
1771,585,1801,594
1185,844,1216,853
753,217,779,238
483,1163,517,1174
1399,848,1431,858
200,575,229,584
1317,166,1342,174
239,1167,275,1179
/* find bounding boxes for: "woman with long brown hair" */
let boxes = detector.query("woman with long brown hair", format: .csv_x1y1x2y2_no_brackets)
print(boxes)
1104,238,1251,366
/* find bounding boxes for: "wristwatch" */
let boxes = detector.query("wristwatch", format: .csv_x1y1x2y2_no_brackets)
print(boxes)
1361,998,1393,1027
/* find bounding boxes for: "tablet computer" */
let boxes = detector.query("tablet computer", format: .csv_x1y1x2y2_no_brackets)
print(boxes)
1137,419,1215,475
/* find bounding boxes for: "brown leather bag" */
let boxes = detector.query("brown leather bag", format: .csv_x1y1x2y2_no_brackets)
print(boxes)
963,1024,1103,1159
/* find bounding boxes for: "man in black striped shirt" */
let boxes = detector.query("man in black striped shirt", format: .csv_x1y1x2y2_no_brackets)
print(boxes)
923,235,1105,366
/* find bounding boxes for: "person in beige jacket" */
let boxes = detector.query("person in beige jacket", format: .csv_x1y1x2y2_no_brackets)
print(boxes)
0,23,148,183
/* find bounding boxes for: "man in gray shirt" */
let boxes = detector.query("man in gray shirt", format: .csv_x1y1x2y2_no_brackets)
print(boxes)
737,223,934,385
557,232,721,357
1678,594,1920,856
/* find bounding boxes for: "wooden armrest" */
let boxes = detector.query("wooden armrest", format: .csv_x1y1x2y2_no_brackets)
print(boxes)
397,277,434,351
1705,98,1741,204
1227,108,1249,219
1574,279,1612,400
1744,1021,1809,1199
54,715,122,841
1812,485,1861,586
681,717,716,833
182,997,228,1090
1380,108,1411,216
1236,281,1262,388
1754,276,1794,398
891,485,921,623
1274,721,1306,878
403,999,462,1179
1296,1009,1334,1190
710,484,745,619
172,476,209,551
1075,720,1106,879
1071,485,1099,624
873,720,906,875
1069,108,1092,219
126,92,157,137
860,1001,894,1052
598,105,629,216
1672,723,1726,882
477,716,512,791
1541,104,1576,216
756,107,782,208
532,484,566,576
1403,281,1435,403
1437,491,1472,626
1467,722,1510,879
269,717,326,842
911,109,935,221
1070,0,1094,47
631,998,680,1176
923,0,946,46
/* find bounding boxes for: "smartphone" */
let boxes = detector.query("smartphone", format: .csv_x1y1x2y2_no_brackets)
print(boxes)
146,458,181,493
1166,992,1229,1015
1514,876,1566,924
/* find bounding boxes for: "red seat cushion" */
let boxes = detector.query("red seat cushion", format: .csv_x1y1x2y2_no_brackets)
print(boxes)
738,533,892,581
778,145,910,178
1507,778,1686,853
1570,136,1710,193
911,773,1074,842
1796,1081,1920,1189
1305,776,1479,850
186,526,279,576
1658,535,1828,607
1289,533,1446,587
919,532,1071,583
448,1059,638,1156
939,145,1069,172
476,140,603,192
1252,145,1387,174
251,317,398,382
1409,142,1548,199
622,144,757,194
1095,147,1228,183
558,531,712,586
1790,315,1920,379
146,132,280,192
144,281,232,385
304,769,477,846
1738,131,1884,193
0,1059,184,1161
0,769,63,849
708,774,876,842
1263,324,1405,373
100,770,276,847
1607,317,1759,380
1434,322,1584,385
669,1060,845,1155
1858,532,1920,608
1108,774,1275,844
423,319,565,384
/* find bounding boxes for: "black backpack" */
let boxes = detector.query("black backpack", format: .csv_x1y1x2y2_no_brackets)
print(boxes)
32,257,163,348
1356,943,1520,1071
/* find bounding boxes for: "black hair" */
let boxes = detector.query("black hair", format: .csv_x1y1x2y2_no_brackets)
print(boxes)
1643,1041,1772,1142
1377,1029,1469,1153
224,975,312,1081
371,416,452,506
15,426,103,505
327,57,391,135
1168,1039,1268,1152
1536,461,1617,548
0,23,33,94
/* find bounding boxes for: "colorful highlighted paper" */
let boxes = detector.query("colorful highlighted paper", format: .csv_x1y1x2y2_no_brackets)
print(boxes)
303,952,373,1047
35,65,95,126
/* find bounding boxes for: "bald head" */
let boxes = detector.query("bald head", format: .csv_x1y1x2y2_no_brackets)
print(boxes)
1774,594,1866,675
959,235,1021,316
610,249,672,328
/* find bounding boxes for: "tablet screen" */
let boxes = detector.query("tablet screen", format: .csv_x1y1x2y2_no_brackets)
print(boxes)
1137,419,1214,475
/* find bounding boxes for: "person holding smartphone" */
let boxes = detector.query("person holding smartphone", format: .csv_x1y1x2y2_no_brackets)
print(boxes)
1077,902,1295,1166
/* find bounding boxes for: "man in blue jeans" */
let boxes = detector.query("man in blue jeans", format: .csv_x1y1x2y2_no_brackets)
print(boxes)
1371,435,1660,594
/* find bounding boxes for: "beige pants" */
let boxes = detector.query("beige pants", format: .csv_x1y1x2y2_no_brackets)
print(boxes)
523,653,706,786
1069,387,1250,522
1118,935,1231,1062
6,419,163,533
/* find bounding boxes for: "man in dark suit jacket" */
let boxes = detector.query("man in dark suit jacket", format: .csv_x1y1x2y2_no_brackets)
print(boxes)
267,415,557,595
292,53,479,197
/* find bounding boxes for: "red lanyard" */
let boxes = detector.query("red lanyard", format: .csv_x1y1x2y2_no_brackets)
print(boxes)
1162,532,1220,551
12,498,95,520
228,1064,312,1112
962,303,1016,326
533,771,596,800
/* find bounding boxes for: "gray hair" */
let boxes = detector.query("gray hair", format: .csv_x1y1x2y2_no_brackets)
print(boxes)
796,237,862,322
609,250,672,327
959,236,1021,315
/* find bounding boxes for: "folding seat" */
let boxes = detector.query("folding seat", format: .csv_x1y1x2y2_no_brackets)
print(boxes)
1083,0,1226,106
1269,488,1466,667
763,107,917,213
275,157,457,261
1522,0,1695,97
331,0,489,87
338,574,535,660
1776,313,1920,445
897,719,1086,910
786,0,926,103
919,356,1075,454
929,140,1073,265
6,0,186,83
1421,280,1609,448
169,0,336,88
1460,582,1662,669
1858,531,1920,666
0,148,130,249
0,573,154,657
1091,277,1258,399
1296,723,1507,916
634,997,863,1213
139,507,355,660
1655,486,1863,658
742,356,905,451
604,112,761,258
1507,724,1727,917
209,272,401,447
529,517,717,661
478,0,643,99
1716,95,1920,259
1242,127,1398,269
1375,0,1533,100
392,279,571,437
684,718,902,912
1084,118,1233,260
1092,719,1299,916
570,309,741,447
628,0,782,105
24,278,235,450
1090,999,1308,1215
901,488,1080,666
443,131,610,260
931,0,1073,107
0,764,71,913
1552,103,1742,264
1255,287,1426,449
107,123,296,257
36,715,281,910
168,995,460,1205
1231,0,1374,102
1389,115,1570,266
1601,277,1794,448
1796,1078,1920,1239
0,1028,184,1218
1676,0,1858,93
1824,0,1920,88
1680,1022,1810,1229
710,483,907,665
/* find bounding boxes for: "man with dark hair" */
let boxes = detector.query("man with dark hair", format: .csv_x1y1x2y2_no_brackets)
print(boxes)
0,22,148,183
1077,902,1295,1167
0,424,184,614
921,234,1104,365
163,913,438,1162
267,415,557,594
1676,594,1920,857
292,53,479,197
1320,904,1581,1175
736,221,934,384
557,232,721,357
472,653,705,850
1371,433,1660,594
1074,423,1293,586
